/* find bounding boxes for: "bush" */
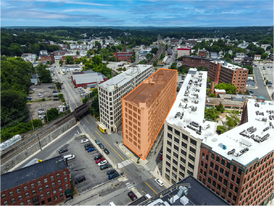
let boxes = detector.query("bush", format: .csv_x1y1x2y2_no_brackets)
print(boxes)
58,94,65,102
209,93,216,97
217,126,227,134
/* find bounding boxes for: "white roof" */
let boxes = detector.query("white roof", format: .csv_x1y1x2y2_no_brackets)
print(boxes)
99,65,153,92
215,89,226,93
167,69,274,166
211,60,248,71
72,73,104,84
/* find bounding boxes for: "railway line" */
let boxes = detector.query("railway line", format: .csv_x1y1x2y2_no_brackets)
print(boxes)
147,35,163,65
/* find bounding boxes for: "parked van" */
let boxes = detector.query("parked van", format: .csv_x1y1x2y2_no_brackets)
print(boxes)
63,154,75,161
108,172,119,180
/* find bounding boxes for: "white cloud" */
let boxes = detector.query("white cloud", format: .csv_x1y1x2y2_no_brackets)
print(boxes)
5,0,112,6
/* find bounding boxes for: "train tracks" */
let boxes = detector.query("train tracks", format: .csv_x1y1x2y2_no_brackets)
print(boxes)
147,35,163,65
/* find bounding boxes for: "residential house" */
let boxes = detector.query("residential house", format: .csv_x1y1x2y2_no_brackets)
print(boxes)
254,55,261,61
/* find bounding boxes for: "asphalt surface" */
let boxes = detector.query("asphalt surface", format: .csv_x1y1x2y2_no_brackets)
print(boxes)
251,65,271,100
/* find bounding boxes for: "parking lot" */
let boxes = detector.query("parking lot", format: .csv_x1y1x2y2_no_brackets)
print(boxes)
58,135,118,194
29,83,56,101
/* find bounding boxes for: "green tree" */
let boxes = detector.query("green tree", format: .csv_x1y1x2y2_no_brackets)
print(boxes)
90,95,100,117
209,93,216,97
55,82,62,90
177,56,183,61
216,103,225,113
36,63,52,83
92,55,102,65
59,59,63,66
217,126,227,134
65,56,74,64
170,62,177,70
45,108,59,122
76,51,80,55
261,53,268,59
153,60,157,67
244,90,250,95
215,83,237,94
151,48,158,55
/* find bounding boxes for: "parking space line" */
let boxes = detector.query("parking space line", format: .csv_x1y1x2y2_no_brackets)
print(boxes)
95,131,124,161
145,181,157,194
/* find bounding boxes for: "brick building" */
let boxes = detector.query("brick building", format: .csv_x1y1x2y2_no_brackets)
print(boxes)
162,69,274,205
198,50,207,57
41,55,55,63
242,57,253,67
182,55,212,69
208,60,248,93
122,69,177,160
1,156,72,205
114,51,133,62
53,50,67,56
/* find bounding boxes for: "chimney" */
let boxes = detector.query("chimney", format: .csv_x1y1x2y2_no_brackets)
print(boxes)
124,40,126,52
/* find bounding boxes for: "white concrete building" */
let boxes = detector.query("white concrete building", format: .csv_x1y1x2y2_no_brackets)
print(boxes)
98,65,154,132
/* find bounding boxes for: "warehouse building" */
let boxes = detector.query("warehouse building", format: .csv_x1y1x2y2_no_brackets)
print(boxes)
71,72,108,88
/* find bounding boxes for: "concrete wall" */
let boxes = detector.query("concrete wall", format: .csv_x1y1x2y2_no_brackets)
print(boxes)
1,118,76,174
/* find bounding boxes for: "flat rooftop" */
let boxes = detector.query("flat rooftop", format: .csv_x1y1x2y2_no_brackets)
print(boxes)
72,73,105,84
166,69,217,140
1,156,67,192
99,65,153,92
211,60,248,71
142,176,229,206
123,69,176,108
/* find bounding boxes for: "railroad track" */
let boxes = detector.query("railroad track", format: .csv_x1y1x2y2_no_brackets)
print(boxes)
147,35,163,65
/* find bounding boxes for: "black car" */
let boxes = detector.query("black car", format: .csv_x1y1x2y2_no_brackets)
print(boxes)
59,148,68,154
104,148,109,155
48,86,55,89
128,191,137,201
84,143,93,150
107,169,117,175
95,139,100,145
75,176,86,184
100,164,110,170
99,143,104,149
94,154,102,160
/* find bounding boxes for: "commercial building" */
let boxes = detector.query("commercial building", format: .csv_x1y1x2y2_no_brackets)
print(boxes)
208,60,248,93
141,176,229,206
71,72,108,88
122,69,177,160
114,50,133,62
162,69,274,205
1,156,71,205
198,49,207,57
182,55,213,69
98,65,154,132
177,47,191,58
242,57,254,67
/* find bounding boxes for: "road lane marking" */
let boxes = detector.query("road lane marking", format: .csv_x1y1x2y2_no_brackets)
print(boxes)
145,181,157,194
84,117,89,124
95,131,124,161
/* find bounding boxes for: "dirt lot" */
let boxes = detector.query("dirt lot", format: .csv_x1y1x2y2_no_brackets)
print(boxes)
29,83,57,101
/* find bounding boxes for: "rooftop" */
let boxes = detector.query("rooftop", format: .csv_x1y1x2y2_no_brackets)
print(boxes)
1,156,67,192
211,60,248,71
123,69,176,108
142,176,229,206
72,73,105,84
99,65,153,92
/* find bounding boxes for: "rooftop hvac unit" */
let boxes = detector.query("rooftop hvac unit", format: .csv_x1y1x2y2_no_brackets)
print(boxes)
169,195,180,204
218,143,227,150
227,149,235,155
263,127,270,132
180,196,189,206
211,138,218,142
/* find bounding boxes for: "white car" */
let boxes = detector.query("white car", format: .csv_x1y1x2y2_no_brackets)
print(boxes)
155,178,164,187
80,139,89,144
98,160,107,166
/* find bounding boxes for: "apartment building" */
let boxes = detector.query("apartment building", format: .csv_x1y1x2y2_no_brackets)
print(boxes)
162,69,216,184
208,60,248,93
182,55,213,69
1,156,71,205
98,65,154,132
162,69,274,205
122,69,177,160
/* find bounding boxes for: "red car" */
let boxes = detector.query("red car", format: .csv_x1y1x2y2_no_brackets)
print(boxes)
159,155,163,160
95,158,105,164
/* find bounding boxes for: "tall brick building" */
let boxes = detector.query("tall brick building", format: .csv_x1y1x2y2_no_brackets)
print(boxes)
1,156,72,205
122,69,177,160
162,69,274,205
208,60,248,93
182,55,213,69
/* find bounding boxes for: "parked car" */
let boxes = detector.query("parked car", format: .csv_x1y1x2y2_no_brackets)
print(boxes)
108,172,119,180
63,154,75,161
128,191,137,201
75,176,86,184
107,169,117,175
48,86,55,89
81,139,89,144
95,158,105,164
94,154,102,160
100,164,110,170
104,148,109,155
87,148,95,152
53,91,58,93
98,160,107,166
159,155,163,160
250,90,254,93
95,139,100,145
84,143,93,150
59,148,68,154
155,178,164,187
99,143,104,149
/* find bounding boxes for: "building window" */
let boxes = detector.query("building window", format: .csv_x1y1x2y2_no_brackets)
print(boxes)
173,152,178,159
40,194,44,199
187,170,193,176
167,148,171,154
44,178,48,183
64,177,68,182
56,173,60,178
10,198,16,204
173,159,178,165
222,188,226,194
190,139,197,146
47,197,52,203
211,153,215,160
220,168,224,174
182,134,188,141
215,165,219,171
27,199,31,204
65,184,69,189
3,201,8,205
45,185,49,190
180,164,185,171
168,126,173,132
182,142,187,148
46,191,50,196
168,133,172,139
58,180,61,185
50,176,54,181
9,191,14,196
228,192,232,198
166,154,171,160
174,137,179,144
190,147,196,154
32,190,36,195
189,154,195,162
18,195,23,201
63,171,67,175
210,162,214,168
52,182,55,188
37,180,42,186
166,161,171,167
17,188,21,194
175,129,180,136
25,192,30,198
224,179,227,186
53,189,57,194
31,183,35,188
60,193,63,198
165,174,170,180
24,186,28,191
214,172,217,179
167,141,172,146
218,176,223,183
180,157,186,164
39,187,43,193
225,171,229,177
181,149,186,156
174,145,179,151
2,194,6,199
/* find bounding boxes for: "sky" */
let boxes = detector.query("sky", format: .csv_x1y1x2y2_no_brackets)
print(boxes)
1,0,273,27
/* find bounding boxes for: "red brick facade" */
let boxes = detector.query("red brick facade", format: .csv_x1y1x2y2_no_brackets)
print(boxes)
182,56,212,69
198,51,207,57
1,168,71,205
198,145,274,205
114,52,132,62
41,55,55,63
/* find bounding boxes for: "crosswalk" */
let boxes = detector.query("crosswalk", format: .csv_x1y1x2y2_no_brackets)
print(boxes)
117,159,133,168
126,182,135,190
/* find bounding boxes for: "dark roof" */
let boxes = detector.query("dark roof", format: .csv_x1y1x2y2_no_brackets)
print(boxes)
183,55,213,61
1,156,67,192
141,176,230,205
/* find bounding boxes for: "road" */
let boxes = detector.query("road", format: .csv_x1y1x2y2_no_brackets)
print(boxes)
251,64,271,100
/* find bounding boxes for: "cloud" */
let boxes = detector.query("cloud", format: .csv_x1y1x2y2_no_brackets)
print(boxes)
4,0,113,6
